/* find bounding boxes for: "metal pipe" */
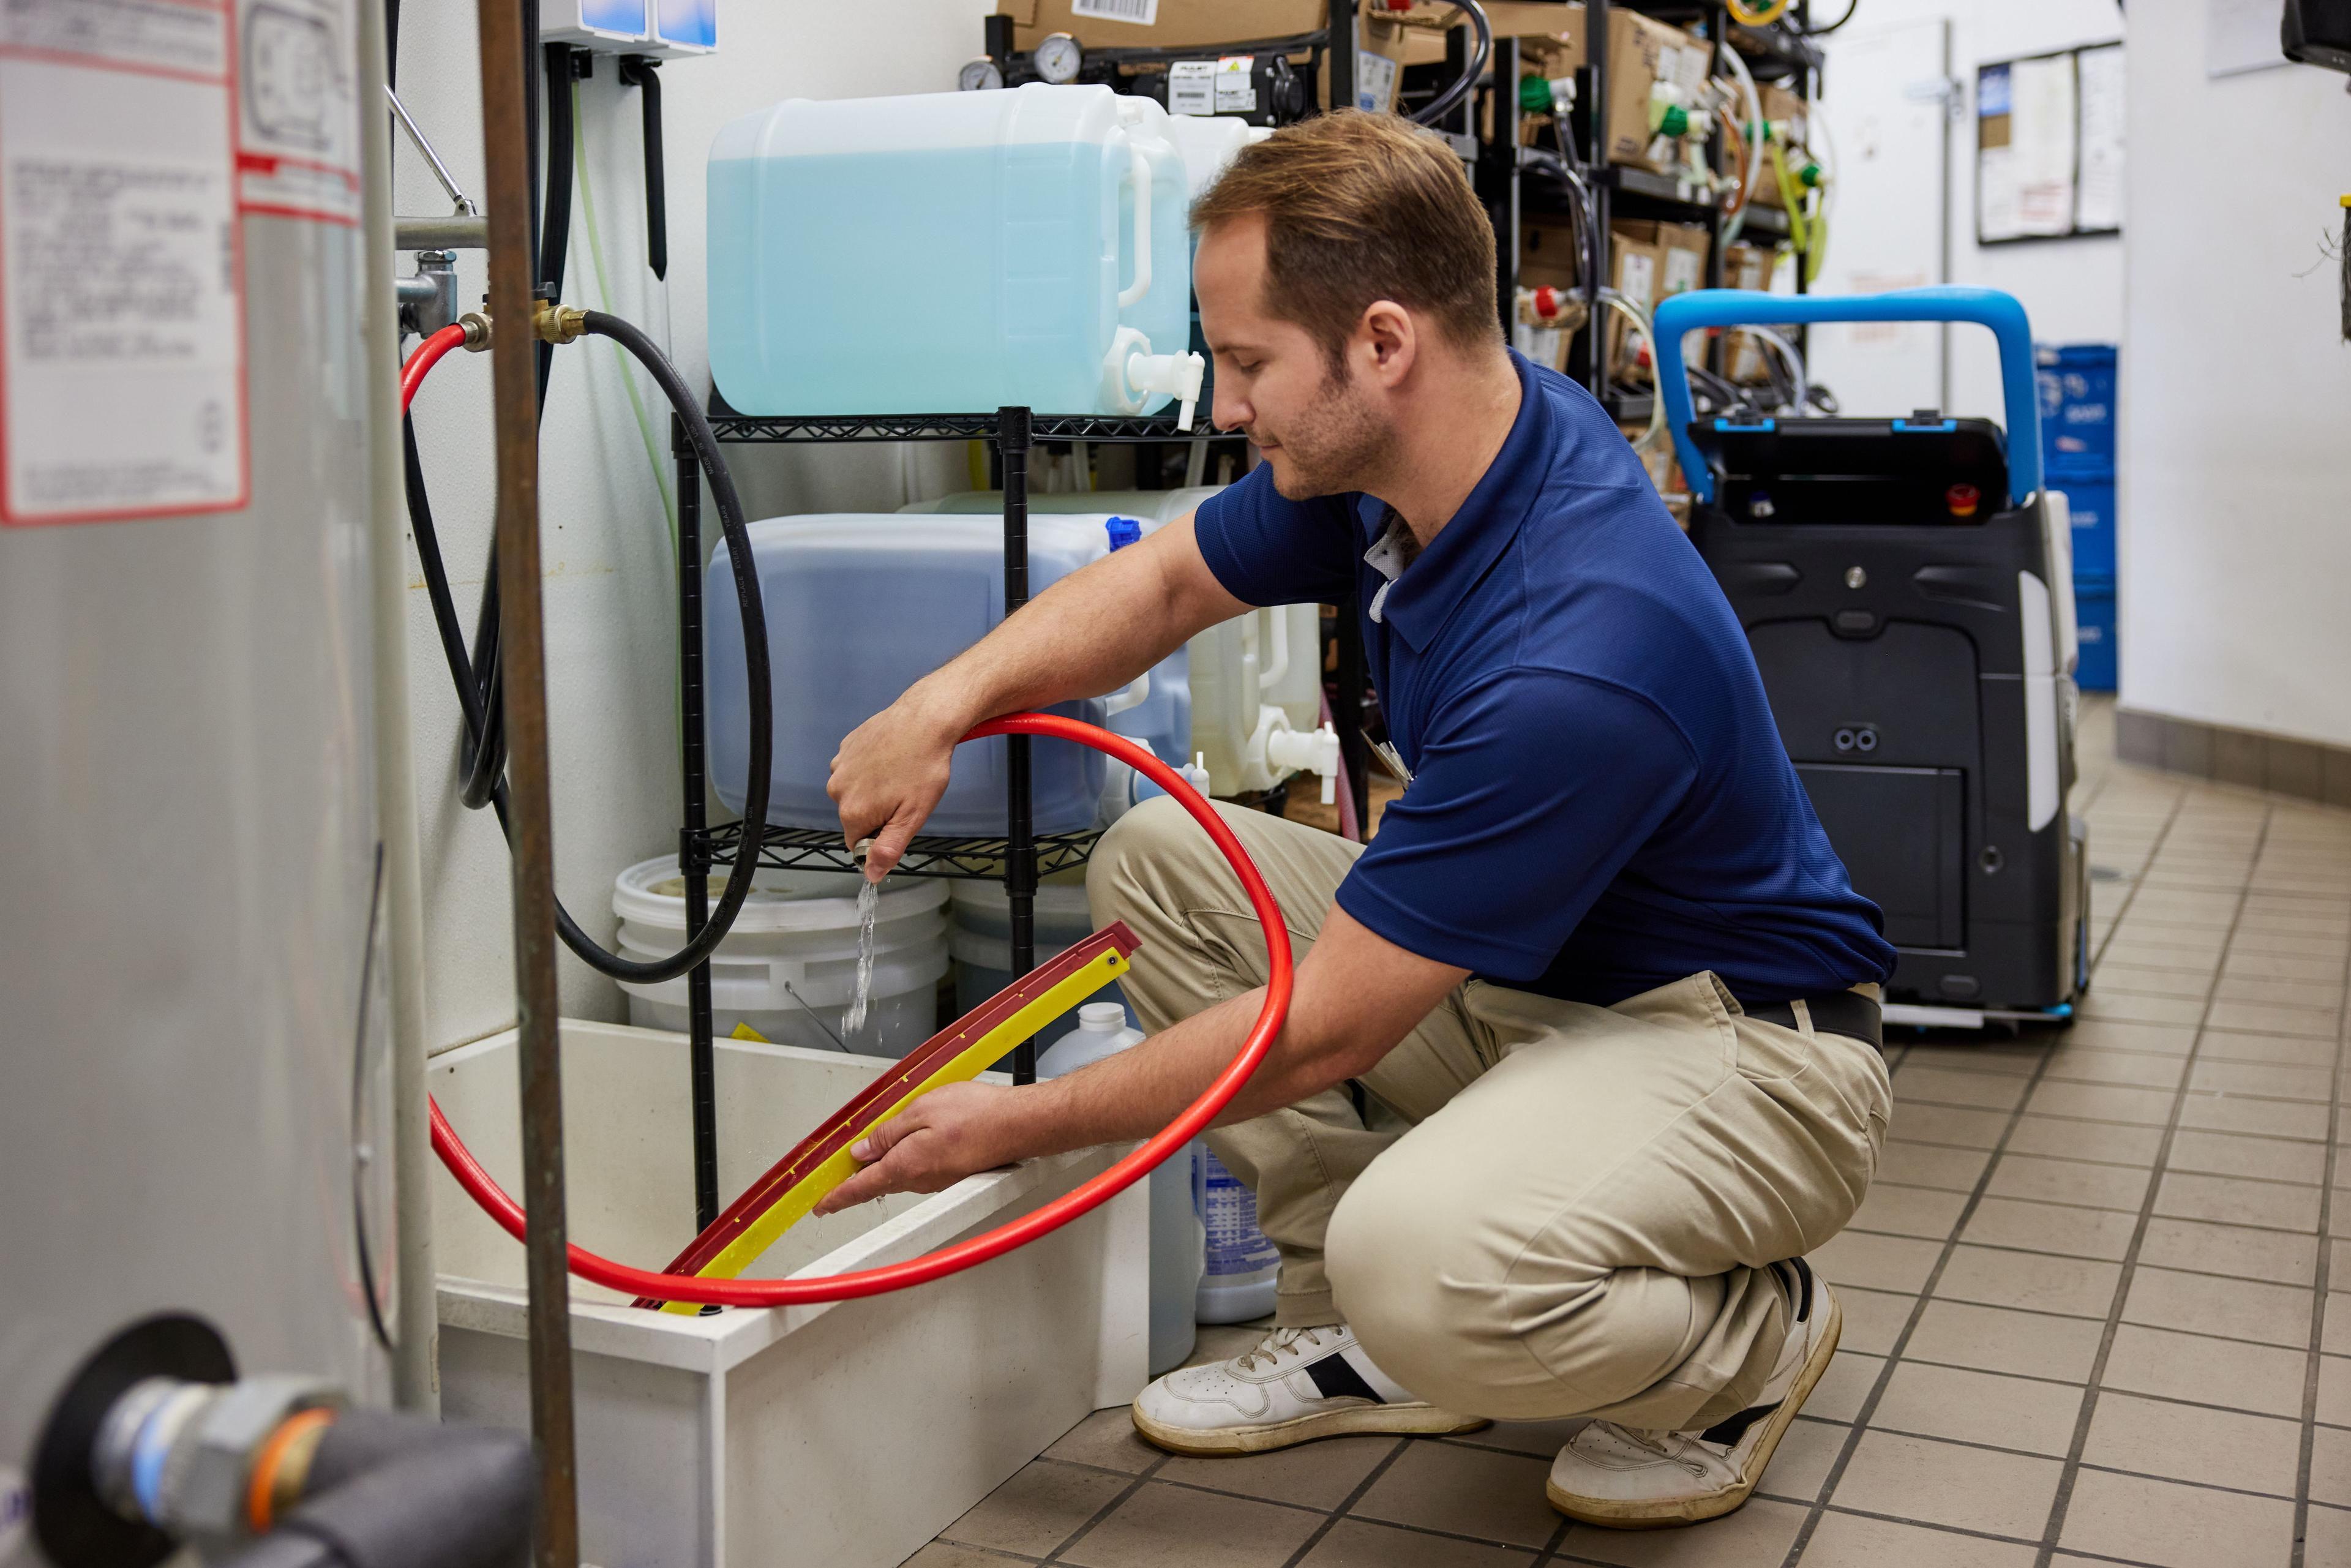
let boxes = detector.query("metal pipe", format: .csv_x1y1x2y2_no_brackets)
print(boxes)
386,86,479,216
471,0,577,1560
396,214,490,250
360,0,440,1416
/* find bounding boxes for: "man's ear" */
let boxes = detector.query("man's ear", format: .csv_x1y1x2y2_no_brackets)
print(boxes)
1359,300,1417,388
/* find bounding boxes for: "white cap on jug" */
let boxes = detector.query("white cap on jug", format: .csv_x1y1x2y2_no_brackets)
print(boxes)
1079,1003,1128,1031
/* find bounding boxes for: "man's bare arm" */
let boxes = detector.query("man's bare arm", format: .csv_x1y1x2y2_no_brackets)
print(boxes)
829,516,1246,877
813,906,1468,1214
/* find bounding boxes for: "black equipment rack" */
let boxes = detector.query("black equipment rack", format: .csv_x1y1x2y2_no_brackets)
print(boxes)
669,403,1215,1229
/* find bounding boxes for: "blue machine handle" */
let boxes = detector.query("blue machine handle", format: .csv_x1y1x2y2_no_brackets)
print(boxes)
1651,286,2042,506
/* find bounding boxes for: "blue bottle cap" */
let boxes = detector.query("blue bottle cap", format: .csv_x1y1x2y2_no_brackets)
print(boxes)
1106,516,1142,551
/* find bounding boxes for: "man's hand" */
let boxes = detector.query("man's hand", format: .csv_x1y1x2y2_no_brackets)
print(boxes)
828,688,967,880
812,1081,1036,1215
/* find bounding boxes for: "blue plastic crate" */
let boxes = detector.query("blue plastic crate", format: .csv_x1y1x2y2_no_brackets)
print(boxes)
2036,343,2117,470
2052,471,2115,577
2074,575,2117,692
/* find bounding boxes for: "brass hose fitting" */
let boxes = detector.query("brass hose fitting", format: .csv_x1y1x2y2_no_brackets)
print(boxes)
532,301,587,344
459,310,493,350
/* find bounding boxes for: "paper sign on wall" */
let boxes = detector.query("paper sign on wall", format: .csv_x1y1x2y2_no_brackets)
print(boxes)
1976,42,2122,246
0,0,249,526
234,0,363,225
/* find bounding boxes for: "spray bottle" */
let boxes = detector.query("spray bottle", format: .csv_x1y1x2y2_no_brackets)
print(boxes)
1039,1003,1205,1372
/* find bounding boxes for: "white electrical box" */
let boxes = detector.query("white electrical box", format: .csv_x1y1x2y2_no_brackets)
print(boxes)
541,0,713,54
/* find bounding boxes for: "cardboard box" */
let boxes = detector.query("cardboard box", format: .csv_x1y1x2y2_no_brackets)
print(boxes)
1597,10,1701,171
1518,214,1583,292
1614,219,1709,298
1737,83,1807,208
1321,15,1414,113
997,0,1329,53
1607,231,1665,381
1722,241,1776,383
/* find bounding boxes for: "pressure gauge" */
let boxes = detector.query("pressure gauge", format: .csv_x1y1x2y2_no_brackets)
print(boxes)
1035,31,1084,84
958,56,1005,91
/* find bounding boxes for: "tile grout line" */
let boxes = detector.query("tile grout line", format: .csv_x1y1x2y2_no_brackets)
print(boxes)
2081,773,2181,973
1772,1032,2062,1564
2289,880,2351,1567
1035,1442,1168,1566
1269,1437,1409,1568
2033,800,2277,1567
1772,782,2192,1568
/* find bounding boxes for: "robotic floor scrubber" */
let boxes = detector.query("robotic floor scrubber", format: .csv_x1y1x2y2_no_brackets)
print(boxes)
1655,287,2088,1027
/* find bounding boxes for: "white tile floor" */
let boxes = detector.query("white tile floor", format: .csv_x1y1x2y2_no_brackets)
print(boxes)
912,697,2351,1567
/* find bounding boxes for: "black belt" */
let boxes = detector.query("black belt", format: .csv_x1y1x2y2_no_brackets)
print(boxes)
1745,991,1883,1051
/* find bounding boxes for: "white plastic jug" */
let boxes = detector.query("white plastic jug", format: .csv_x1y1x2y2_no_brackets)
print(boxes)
1195,1145,1280,1324
906,488,1331,798
705,512,1199,837
708,84,1201,421
1040,1002,1204,1373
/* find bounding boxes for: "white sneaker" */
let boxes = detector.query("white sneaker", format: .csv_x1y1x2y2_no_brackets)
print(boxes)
1546,1258,1842,1529
1131,1324,1489,1455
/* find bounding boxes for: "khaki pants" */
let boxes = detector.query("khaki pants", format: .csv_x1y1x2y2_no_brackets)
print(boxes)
1088,797,1892,1433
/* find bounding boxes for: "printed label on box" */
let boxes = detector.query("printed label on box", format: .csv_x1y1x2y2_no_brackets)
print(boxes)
1071,0,1158,23
0,0,250,525
1168,58,1217,115
234,0,362,225
1214,55,1257,113
1355,49,1398,112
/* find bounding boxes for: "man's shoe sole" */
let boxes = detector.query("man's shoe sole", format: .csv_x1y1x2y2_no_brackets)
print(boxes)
1544,1288,1844,1529
1132,1401,1489,1456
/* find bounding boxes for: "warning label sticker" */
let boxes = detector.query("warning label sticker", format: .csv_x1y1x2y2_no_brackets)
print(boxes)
234,0,361,225
0,0,249,525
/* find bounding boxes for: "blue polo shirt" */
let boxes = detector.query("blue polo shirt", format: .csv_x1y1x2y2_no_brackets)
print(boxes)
1193,352,1895,1006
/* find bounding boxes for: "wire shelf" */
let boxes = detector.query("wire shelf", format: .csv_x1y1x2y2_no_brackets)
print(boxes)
691,820,1102,881
705,411,1229,445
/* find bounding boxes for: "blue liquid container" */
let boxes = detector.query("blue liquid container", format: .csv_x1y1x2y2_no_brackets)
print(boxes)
706,514,1134,836
708,84,1193,418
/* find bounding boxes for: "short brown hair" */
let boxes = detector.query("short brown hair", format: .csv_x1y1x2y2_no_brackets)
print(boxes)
1189,111,1501,368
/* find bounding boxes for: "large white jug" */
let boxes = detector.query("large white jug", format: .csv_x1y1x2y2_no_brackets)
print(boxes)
907,488,1331,798
708,85,1199,421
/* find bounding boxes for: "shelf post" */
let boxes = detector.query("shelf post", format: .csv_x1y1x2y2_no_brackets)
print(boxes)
999,406,1038,1085
1332,603,1371,834
1326,0,1355,116
1494,35,1521,334
1704,2,1727,376
674,411,720,1231
1584,0,1611,399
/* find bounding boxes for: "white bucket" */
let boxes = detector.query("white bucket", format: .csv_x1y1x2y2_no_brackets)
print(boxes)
612,857,949,1057
949,879,1134,1052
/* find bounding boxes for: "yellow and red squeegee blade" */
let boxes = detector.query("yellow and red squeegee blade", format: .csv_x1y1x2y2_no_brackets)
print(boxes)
634,920,1143,1312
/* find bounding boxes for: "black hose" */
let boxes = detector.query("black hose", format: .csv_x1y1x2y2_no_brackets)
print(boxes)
618,56,667,280
536,42,576,407
450,46,577,812
401,315,774,985
1409,0,1492,128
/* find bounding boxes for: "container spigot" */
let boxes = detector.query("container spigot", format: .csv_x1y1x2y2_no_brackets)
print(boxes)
1127,349,1207,431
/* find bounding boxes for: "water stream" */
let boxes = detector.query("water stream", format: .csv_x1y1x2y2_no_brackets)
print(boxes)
844,878,879,1035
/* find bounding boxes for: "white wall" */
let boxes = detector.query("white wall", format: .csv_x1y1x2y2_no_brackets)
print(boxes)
2119,5,2351,745
1811,0,2125,419
391,1,988,1052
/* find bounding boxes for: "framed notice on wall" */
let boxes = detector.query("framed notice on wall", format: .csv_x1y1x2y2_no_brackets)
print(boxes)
1977,41,2124,244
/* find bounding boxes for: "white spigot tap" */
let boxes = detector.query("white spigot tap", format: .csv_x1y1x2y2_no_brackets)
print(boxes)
1128,348,1207,430
1264,722,1343,806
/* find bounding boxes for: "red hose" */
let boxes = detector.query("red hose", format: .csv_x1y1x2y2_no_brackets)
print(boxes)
402,323,468,411
431,712,1293,1306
